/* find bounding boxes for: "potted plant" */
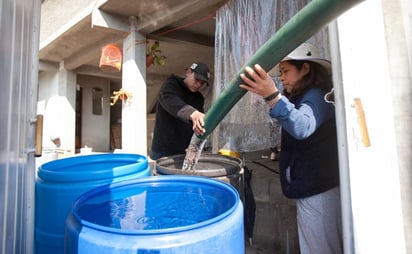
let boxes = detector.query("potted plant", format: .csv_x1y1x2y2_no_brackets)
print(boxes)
146,40,166,67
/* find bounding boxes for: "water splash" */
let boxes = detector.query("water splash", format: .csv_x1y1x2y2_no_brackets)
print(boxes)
182,135,207,171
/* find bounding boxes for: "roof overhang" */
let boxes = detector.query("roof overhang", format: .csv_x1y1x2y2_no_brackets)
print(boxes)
39,0,228,78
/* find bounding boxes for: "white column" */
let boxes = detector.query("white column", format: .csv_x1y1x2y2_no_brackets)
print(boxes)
121,16,147,156
58,61,77,155
335,1,406,253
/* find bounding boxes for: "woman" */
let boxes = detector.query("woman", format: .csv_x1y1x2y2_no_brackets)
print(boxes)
240,43,342,254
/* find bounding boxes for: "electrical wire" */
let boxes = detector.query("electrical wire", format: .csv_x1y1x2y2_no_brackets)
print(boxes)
245,160,280,175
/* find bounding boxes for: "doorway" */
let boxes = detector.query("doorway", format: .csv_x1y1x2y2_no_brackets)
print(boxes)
75,75,111,152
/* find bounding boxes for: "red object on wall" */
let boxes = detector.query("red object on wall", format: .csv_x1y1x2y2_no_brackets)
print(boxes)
146,55,153,68
99,44,122,72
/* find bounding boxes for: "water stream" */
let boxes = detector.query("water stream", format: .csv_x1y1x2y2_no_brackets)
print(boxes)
181,135,207,171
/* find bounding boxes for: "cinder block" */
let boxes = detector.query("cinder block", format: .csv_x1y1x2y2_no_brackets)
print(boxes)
244,150,300,253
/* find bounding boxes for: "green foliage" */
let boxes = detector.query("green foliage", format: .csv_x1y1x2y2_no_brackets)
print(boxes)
146,40,166,66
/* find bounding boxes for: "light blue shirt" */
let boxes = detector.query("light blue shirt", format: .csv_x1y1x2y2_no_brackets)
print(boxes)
269,88,335,140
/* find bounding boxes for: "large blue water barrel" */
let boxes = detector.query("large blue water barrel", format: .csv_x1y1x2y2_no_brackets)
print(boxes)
35,153,150,254
65,175,244,254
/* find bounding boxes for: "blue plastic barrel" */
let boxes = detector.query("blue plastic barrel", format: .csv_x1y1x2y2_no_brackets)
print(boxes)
65,175,244,254
35,153,150,254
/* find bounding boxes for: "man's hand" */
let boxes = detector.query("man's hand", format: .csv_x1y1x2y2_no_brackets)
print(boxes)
190,111,206,135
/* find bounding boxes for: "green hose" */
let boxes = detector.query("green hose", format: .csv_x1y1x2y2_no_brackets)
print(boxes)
198,0,364,140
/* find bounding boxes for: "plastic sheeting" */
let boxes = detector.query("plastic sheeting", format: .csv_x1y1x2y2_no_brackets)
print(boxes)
213,0,330,152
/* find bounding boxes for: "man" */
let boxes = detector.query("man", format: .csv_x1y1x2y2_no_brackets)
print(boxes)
150,62,210,160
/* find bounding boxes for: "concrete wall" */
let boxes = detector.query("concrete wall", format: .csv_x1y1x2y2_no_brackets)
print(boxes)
40,0,97,42
37,71,60,148
37,69,76,155
38,71,113,155
77,75,111,152
246,152,300,253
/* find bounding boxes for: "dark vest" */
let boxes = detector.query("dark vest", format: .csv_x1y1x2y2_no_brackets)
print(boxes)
279,97,340,199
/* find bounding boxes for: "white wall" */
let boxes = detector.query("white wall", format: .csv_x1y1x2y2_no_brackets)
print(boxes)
334,0,409,253
37,70,75,153
78,75,111,152
37,71,59,148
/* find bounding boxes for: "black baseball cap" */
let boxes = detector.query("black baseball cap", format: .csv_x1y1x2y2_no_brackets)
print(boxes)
189,62,210,85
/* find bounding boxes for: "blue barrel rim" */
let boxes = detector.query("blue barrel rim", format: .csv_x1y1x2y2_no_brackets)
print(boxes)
70,175,240,235
37,153,148,182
